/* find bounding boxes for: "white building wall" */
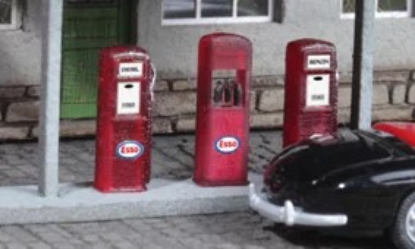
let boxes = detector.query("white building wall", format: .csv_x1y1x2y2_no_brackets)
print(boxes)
0,1,42,86
138,0,415,79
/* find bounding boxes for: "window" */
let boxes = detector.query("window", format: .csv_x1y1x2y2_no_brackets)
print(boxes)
162,0,274,25
342,0,412,18
0,0,20,30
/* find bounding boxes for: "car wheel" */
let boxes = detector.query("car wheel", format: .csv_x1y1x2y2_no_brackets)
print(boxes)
392,192,415,249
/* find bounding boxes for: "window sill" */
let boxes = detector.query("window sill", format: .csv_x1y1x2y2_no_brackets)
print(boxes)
162,17,273,26
341,12,411,19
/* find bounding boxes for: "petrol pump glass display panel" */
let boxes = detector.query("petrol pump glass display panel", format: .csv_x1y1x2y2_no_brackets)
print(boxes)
163,0,196,19
201,0,232,17
211,70,243,107
237,0,268,16
116,82,141,115
304,54,331,108
305,75,330,108
0,0,11,24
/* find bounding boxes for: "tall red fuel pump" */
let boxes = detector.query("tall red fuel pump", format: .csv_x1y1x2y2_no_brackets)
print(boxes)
283,39,338,148
94,46,155,193
194,33,252,187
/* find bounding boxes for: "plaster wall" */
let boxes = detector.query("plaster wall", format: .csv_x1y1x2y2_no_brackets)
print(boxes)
0,1,42,86
138,0,415,79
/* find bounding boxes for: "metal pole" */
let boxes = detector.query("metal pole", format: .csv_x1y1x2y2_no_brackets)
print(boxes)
38,0,64,197
350,0,376,129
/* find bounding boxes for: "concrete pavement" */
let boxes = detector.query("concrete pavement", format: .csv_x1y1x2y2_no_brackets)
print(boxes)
0,212,393,249
0,131,280,224
0,131,394,248
0,131,280,187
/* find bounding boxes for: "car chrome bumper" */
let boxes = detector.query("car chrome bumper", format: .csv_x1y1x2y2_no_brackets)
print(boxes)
249,183,348,227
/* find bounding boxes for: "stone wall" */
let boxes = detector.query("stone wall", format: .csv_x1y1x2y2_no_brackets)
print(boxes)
0,70,414,140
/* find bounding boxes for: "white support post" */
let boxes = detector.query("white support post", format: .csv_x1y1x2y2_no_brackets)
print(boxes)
38,0,64,197
350,0,376,130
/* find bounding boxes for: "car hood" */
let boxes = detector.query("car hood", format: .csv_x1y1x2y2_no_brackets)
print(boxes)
265,130,403,187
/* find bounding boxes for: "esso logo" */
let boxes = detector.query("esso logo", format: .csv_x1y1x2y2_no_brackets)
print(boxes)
116,141,144,159
215,137,240,154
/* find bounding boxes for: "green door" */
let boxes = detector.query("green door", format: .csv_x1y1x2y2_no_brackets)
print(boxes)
61,0,137,118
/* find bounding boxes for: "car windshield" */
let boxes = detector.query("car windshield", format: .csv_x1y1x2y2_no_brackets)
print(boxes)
359,129,415,156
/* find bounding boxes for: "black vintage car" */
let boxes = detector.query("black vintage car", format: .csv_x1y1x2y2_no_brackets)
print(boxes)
249,125,415,249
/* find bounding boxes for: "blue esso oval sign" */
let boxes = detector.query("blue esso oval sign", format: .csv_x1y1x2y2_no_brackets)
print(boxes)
215,137,240,154
116,141,144,159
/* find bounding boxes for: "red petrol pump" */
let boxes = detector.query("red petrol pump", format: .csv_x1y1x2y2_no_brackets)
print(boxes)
194,33,252,186
94,46,155,192
283,39,338,148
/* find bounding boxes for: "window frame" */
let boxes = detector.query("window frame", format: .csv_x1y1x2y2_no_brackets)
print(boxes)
0,0,21,30
162,0,274,26
341,0,412,19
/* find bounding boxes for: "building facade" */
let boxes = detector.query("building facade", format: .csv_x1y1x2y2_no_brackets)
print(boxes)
0,0,414,140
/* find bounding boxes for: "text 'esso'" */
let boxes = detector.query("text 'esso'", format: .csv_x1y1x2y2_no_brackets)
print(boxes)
215,136,240,154
116,141,144,159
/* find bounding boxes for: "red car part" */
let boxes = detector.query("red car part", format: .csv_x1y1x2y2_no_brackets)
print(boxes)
373,122,415,147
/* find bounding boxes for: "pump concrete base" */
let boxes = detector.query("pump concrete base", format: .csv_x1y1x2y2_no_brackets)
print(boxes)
0,174,261,225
